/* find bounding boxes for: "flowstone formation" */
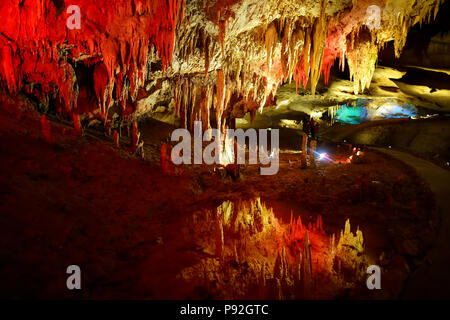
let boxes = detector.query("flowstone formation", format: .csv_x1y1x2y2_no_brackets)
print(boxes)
178,198,371,299
0,0,444,136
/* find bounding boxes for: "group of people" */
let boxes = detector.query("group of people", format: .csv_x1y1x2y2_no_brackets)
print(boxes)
302,117,319,140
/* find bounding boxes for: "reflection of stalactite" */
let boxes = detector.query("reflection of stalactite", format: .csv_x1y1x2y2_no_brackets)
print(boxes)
180,198,371,299
302,231,313,294
215,213,224,260
258,263,266,299
328,105,340,123
337,219,364,253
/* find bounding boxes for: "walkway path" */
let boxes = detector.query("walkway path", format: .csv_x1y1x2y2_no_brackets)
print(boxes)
371,147,450,299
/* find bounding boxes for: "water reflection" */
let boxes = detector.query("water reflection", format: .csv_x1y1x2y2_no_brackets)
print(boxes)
333,99,418,124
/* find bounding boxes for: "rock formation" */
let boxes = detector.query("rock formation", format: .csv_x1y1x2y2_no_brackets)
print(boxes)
0,0,445,134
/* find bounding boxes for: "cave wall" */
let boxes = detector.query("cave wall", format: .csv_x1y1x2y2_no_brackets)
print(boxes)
379,0,450,69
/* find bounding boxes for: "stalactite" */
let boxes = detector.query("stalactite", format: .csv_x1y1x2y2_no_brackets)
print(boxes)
281,22,290,80
219,18,226,57
0,0,184,118
204,36,210,77
215,0,238,57
309,0,327,95
292,25,312,93
321,48,335,85
1,0,445,145
132,120,139,150
346,30,378,94
265,23,278,72
216,69,226,131
287,26,305,83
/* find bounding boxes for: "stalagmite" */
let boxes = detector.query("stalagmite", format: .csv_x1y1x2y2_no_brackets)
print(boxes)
113,131,119,147
310,140,317,162
132,121,139,151
301,132,308,167
73,113,82,135
41,114,53,144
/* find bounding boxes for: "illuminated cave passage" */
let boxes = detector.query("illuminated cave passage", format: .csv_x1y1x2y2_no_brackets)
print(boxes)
0,0,450,301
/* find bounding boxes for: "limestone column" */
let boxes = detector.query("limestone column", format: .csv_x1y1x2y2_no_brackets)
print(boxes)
310,139,317,162
301,133,308,168
301,133,308,154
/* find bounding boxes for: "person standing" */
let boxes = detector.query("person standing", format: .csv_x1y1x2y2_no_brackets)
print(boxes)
313,122,319,141
304,117,311,136
309,118,316,140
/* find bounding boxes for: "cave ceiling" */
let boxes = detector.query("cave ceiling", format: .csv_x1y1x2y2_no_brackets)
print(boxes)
0,0,446,130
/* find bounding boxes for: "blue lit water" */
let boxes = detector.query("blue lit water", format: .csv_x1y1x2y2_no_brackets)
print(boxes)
334,99,418,124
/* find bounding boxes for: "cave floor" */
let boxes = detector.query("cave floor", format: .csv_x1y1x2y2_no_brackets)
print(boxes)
0,96,442,299
371,147,450,299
